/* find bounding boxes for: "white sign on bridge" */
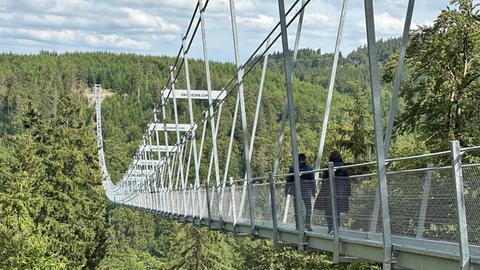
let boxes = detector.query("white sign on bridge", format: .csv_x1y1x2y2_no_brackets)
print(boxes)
162,89,226,100
148,123,194,132
140,145,177,152
126,169,155,176
124,176,151,181
133,159,162,166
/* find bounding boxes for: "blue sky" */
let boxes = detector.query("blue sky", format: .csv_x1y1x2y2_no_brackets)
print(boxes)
0,0,456,62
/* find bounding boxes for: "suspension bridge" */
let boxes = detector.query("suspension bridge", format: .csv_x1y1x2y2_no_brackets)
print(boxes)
94,0,480,269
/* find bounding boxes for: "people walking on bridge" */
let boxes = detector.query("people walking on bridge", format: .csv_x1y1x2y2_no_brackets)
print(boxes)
315,150,351,234
286,153,316,231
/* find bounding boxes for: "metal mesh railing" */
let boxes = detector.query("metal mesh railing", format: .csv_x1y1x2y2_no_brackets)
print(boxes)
338,175,379,236
274,181,298,230
219,184,231,222
304,174,378,240
387,168,458,242
199,189,208,220
209,186,220,220
252,182,273,227
463,164,480,256
418,168,458,242
236,182,252,225
310,179,329,230
184,189,192,216
115,154,480,261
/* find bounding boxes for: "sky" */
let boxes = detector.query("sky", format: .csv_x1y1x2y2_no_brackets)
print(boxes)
0,0,455,62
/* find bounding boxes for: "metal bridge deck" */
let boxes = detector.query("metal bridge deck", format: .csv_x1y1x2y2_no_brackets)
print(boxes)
118,208,480,270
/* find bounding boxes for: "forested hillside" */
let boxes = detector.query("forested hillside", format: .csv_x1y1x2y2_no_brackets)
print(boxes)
0,43,398,270
0,51,386,270
0,1,478,268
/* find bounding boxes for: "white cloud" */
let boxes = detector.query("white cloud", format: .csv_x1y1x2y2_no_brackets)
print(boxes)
3,0,56,10
304,13,336,28
85,33,153,49
0,27,153,50
0,28,77,44
237,14,275,31
374,12,404,34
0,12,90,29
47,0,92,15
209,0,256,13
355,12,406,37
113,0,195,10
115,8,181,32
0,0,451,59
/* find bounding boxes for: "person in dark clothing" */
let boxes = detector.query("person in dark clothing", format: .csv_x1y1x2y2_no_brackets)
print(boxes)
286,153,317,231
314,151,351,233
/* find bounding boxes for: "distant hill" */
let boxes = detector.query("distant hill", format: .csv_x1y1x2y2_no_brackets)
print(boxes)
265,37,401,93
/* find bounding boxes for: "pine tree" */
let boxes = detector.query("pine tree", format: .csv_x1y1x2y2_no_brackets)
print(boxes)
166,223,235,270
0,96,108,268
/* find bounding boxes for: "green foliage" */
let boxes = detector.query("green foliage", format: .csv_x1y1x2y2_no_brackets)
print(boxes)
386,0,480,150
233,238,334,270
0,96,108,269
98,207,168,269
166,223,236,270
0,149,63,269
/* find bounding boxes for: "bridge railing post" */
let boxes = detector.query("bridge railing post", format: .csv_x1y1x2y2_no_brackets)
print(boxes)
205,181,212,229
157,185,161,214
248,179,256,238
195,186,200,226
230,177,238,235
199,186,204,222
219,179,227,231
268,172,279,246
142,184,146,209
147,182,151,211
170,187,174,216
164,187,168,216
188,184,193,220
155,186,158,213
450,140,470,269
328,162,340,263
165,187,169,216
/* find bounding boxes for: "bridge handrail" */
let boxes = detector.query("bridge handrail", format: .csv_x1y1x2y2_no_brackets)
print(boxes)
462,145,480,153
223,146,480,184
